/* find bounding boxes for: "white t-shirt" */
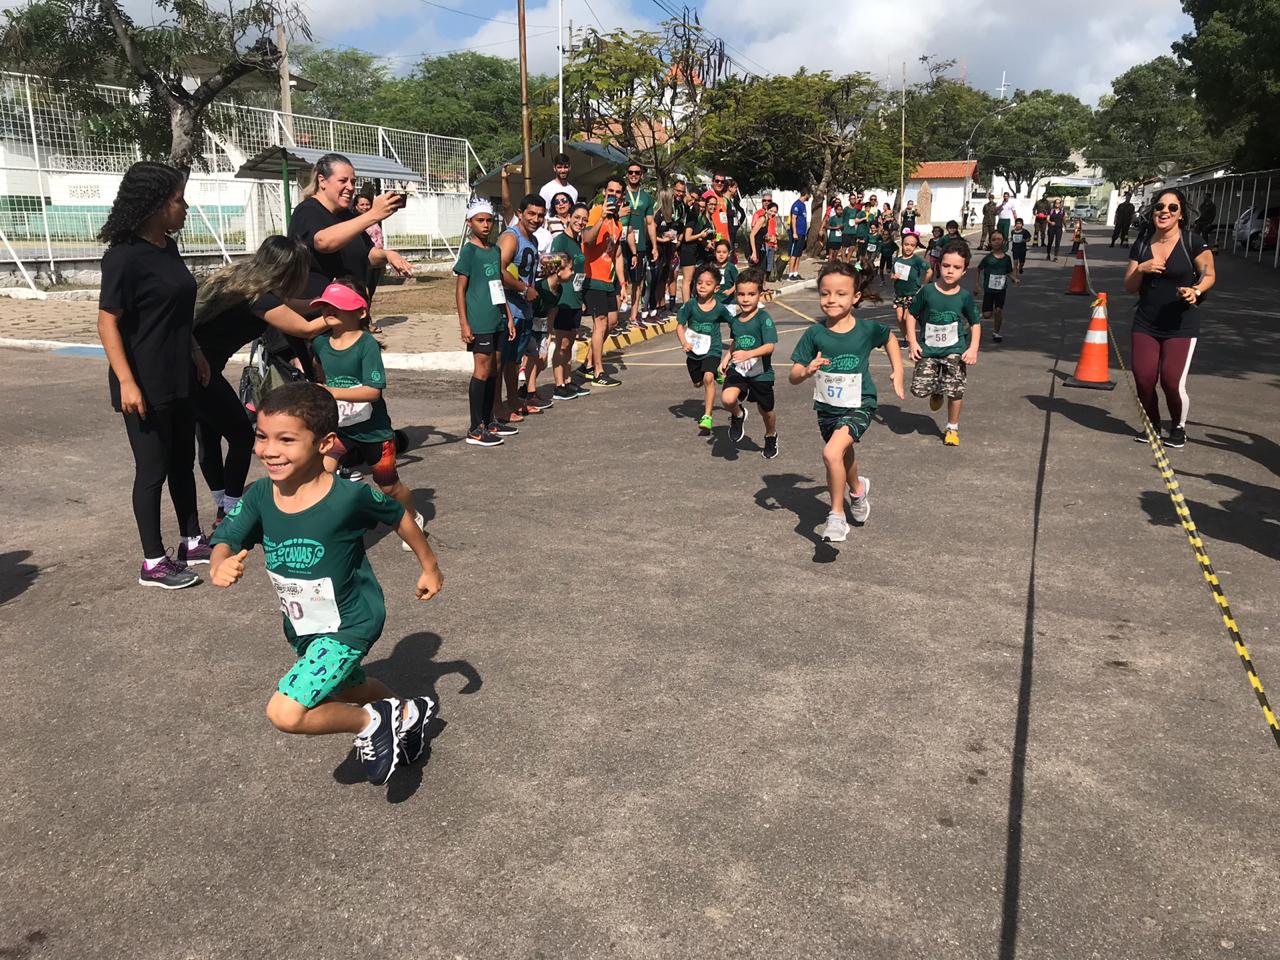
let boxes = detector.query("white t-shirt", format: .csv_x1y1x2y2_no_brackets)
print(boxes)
998,199,1019,222
539,178,578,209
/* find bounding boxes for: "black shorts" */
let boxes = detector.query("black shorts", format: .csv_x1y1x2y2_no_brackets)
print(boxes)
333,435,399,487
678,243,702,265
723,372,775,412
552,305,583,332
583,288,618,317
982,289,1007,312
789,237,806,258
842,235,856,248
826,239,841,252
686,353,721,384
467,327,508,355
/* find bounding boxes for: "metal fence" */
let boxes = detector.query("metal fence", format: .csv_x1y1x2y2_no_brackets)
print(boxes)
1175,168,1280,270
0,71,481,278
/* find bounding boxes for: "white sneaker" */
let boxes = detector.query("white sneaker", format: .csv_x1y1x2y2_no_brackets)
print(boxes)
847,477,871,524
820,513,849,542
402,511,426,550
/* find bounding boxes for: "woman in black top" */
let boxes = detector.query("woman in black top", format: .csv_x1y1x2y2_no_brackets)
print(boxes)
1045,199,1066,260
97,162,207,590
1123,188,1216,448
192,236,328,522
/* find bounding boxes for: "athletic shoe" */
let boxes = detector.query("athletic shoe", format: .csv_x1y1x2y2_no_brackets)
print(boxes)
929,393,944,411
397,694,438,766
715,371,726,385
992,333,1004,343
489,420,519,437
698,413,713,431
820,513,849,543
138,555,201,590
1133,428,1152,443
466,428,503,446
402,511,426,551
354,699,401,785
176,534,212,566
944,428,960,446
575,362,594,379
571,381,593,398
729,406,749,442
1165,426,1187,448
762,434,779,460
847,476,871,523
553,384,578,401
593,373,621,387
210,507,227,532
338,466,364,482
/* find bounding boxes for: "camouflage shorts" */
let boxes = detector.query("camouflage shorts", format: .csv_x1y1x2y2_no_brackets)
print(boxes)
893,295,914,308
911,354,967,399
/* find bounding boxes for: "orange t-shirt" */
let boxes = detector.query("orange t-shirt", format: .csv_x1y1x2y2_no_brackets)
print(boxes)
709,195,729,241
584,205,622,289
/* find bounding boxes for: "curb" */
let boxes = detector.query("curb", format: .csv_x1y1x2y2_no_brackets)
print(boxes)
573,315,679,365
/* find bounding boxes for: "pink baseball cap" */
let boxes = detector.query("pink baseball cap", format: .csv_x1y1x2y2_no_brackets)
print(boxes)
310,282,367,312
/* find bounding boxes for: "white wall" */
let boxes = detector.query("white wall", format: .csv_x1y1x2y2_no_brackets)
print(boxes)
902,180,969,230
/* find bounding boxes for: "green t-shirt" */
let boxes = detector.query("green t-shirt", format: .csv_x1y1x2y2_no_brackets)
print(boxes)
854,221,872,242
623,188,655,251
726,307,778,382
908,283,981,358
716,262,739,305
979,252,1016,290
677,297,731,357
892,253,929,298
790,318,893,415
210,476,405,654
312,331,393,444
550,232,586,309
841,209,858,236
826,214,843,245
879,238,898,259
453,241,505,335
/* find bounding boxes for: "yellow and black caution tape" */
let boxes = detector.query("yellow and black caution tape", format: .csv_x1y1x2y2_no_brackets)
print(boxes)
1079,252,1280,749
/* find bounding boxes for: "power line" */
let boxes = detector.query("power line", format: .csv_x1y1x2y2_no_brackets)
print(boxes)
581,0,607,31
643,0,768,77
311,30,558,63
410,0,553,29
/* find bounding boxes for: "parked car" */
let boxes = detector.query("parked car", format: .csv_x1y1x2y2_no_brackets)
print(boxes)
1071,203,1099,221
1234,206,1280,250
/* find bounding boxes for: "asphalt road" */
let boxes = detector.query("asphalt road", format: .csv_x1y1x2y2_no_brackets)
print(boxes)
1,230,1277,959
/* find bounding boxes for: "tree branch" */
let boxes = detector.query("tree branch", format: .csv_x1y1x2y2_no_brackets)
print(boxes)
100,0,177,107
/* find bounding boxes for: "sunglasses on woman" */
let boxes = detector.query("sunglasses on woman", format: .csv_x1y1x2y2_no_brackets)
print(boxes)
1153,202,1180,213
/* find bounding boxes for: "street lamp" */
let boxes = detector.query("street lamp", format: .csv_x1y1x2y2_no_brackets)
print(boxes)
964,100,1017,234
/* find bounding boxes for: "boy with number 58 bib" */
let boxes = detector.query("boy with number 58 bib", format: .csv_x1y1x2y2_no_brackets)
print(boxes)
907,239,981,447
790,262,904,543
209,382,445,787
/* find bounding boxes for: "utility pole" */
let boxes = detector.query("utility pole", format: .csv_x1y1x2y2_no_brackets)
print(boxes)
899,61,906,212
996,70,1010,100
557,0,564,149
276,20,294,143
517,0,533,196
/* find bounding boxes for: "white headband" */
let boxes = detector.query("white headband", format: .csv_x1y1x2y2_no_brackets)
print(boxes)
466,198,495,219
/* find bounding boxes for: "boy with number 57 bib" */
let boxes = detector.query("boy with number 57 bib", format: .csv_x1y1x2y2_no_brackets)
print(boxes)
209,382,444,787
907,239,981,447
790,262,904,543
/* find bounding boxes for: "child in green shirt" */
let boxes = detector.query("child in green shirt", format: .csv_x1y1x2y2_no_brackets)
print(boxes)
975,230,1019,343
891,231,932,341
718,267,779,458
678,264,734,432
210,381,444,786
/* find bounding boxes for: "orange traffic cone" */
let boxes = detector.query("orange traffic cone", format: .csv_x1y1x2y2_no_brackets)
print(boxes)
1065,293,1116,390
1065,249,1089,294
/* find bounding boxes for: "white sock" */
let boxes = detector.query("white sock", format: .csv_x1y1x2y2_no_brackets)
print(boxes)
401,699,420,730
184,535,204,548
144,555,167,569
358,704,380,738
210,489,225,510
946,422,959,431
222,494,241,512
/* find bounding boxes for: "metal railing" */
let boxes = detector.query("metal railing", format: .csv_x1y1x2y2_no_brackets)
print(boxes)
1172,168,1280,270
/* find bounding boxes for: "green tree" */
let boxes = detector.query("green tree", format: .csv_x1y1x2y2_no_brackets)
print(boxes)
292,46,390,123
1085,56,1219,189
1175,0,1279,169
978,89,1092,195
904,60,1002,163
1,0,308,169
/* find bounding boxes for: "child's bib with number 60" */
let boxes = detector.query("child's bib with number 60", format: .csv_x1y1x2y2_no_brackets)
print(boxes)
925,322,959,348
813,370,862,408
988,273,1007,290
686,330,712,356
268,571,341,635
734,356,761,377
893,261,912,281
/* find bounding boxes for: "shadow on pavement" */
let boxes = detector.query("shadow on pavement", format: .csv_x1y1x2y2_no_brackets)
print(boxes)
1025,393,1134,437
364,487,438,549
875,403,941,438
334,632,482,804
1189,422,1280,478
754,472,839,563
399,424,464,451
0,550,38,605
1140,473,1280,563
667,398,703,421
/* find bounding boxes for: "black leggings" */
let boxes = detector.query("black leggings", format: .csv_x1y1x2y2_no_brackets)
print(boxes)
122,399,200,557
648,247,672,311
193,369,255,499
1046,227,1063,258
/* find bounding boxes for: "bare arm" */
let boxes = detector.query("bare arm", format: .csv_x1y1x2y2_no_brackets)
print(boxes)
97,309,145,417
261,303,328,339
324,384,381,402
454,273,473,342
312,193,401,253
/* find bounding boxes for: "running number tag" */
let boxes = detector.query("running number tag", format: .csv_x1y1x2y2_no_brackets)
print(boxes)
268,573,340,635
488,279,506,305
629,229,640,249
686,330,712,356
893,261,912,281
572,272,585,292
532,315,548,332
725,303,740,317
867,243,878,254
924,322,959,348
734,356,761,377
988,274,1007,290
813,370,862,408
336,401,373,427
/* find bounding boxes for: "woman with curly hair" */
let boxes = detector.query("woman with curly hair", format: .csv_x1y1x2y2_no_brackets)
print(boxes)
97,160,208,590
193,235,328,523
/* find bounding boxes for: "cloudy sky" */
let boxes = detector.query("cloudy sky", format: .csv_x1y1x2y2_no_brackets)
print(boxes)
3,0,1193,105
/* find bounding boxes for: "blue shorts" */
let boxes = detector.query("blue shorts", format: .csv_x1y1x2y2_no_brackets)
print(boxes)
789,237,806,258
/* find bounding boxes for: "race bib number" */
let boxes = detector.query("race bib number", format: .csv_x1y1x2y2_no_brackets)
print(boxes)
925,322,959,348
813,370,862,408
268,572,340,635
734,356,761,377
572,272,585,292
988,274,1007,290
893,261,912,282
488,279,506,305
725,303,740,317
336,401,372,427
686,330,712,356
532,315,548,332
867,243,878,254
629,229,640,249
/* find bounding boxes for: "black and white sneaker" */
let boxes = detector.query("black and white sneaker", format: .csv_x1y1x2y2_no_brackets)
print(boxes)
1134,422,1157,443
593,373,621,387
762,434,779,460
137,555,201,590
466,428,504,446
571,381,593,398
729,406,749,443
354,698,401,785
553,384,578,401
397,695,438,766
488,421,519,437
1165,426,1187,448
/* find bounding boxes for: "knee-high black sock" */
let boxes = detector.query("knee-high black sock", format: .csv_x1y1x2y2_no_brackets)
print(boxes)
468,377,486,432
483,374,498,424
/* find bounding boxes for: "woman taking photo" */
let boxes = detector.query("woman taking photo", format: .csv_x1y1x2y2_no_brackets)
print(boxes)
97,161,207,590
1123,187,1216,448
192,236,328,523
680,194,713,305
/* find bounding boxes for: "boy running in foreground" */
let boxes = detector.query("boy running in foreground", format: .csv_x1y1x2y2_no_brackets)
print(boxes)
719,268,779,459
210,382,444,786
790,262,904,543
